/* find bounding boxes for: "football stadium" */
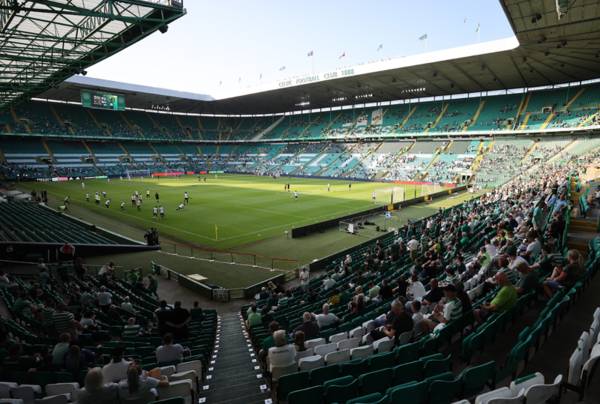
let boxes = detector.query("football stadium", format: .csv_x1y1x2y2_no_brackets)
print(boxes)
0,0,600,403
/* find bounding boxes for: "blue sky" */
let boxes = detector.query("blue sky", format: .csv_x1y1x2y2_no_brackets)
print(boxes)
87,0,514,98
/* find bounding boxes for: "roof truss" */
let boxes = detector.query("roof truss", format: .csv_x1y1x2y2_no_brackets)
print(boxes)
0,0,185,108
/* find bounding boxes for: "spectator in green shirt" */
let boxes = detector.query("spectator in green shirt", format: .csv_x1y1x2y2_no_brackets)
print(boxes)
474,272,518,323
260,321,280,352
246,304,262,329
258,321,280,370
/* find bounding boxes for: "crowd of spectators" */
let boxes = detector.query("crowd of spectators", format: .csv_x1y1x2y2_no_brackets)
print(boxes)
244,146,597,380
0,258,212,403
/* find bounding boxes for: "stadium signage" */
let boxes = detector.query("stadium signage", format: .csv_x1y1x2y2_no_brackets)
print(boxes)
151,171,185,177
277,68,356,88
81,90,126,111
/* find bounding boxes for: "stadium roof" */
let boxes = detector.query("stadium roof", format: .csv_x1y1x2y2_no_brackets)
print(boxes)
0,0,186,109
36,0,600,114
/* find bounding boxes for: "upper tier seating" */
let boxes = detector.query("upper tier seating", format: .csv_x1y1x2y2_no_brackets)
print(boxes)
1,84,599,141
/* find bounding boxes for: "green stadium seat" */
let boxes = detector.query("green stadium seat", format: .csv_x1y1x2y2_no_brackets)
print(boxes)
394,341,420,364
428,377,463,404
423,354,451,377
324,377,359,404
392,359,423,385
288,385,324,404
460,361,496,397
358,368,394,395
277,371,310,402
423,371,454,384
310,364,340,385
345,392,384,404
368,351,396,371
340,359,367,378
386,380,428,404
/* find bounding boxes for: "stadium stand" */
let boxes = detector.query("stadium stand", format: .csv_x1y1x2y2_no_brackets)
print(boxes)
0,261,217,404
0,201,125,245
2,138,597,403
1,84,600,143
225,147,600,403
2,4,600,402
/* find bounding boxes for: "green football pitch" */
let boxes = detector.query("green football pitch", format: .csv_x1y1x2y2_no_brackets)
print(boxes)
25,174,442,250
20,174,471,289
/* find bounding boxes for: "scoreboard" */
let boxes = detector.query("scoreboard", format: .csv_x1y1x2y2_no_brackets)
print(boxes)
81,90,126,111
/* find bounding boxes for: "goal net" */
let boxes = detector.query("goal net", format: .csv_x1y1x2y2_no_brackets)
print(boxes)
376,183,448,204
374,186,406,204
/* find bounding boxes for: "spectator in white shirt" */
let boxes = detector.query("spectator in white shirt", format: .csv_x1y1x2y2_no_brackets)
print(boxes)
508,250,528,271
484,238,499,258
79,310,96,329
299,267,309,290
98,262,115,276
314,304,339,328
322,275,335,291
406,273,426,301
155,333,188,364
77,367,118,404
97,286,112,312
407,238,419,260
267,330,296,372
120,296,135,314
524,231,542,261
102,348,131,383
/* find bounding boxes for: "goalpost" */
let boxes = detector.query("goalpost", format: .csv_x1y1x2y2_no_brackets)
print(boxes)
374,186,406,204
375,183,447,204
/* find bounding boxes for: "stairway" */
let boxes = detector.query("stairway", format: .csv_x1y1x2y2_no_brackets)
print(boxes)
172,116,191,139
399,105,417,130
200,312,271,404
86,110,109,136
49,104,72,135
464,100,486,131
424,103,448,133
252,116,284,141
512,93,530,130
82,140,102,174
120,112,142,138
